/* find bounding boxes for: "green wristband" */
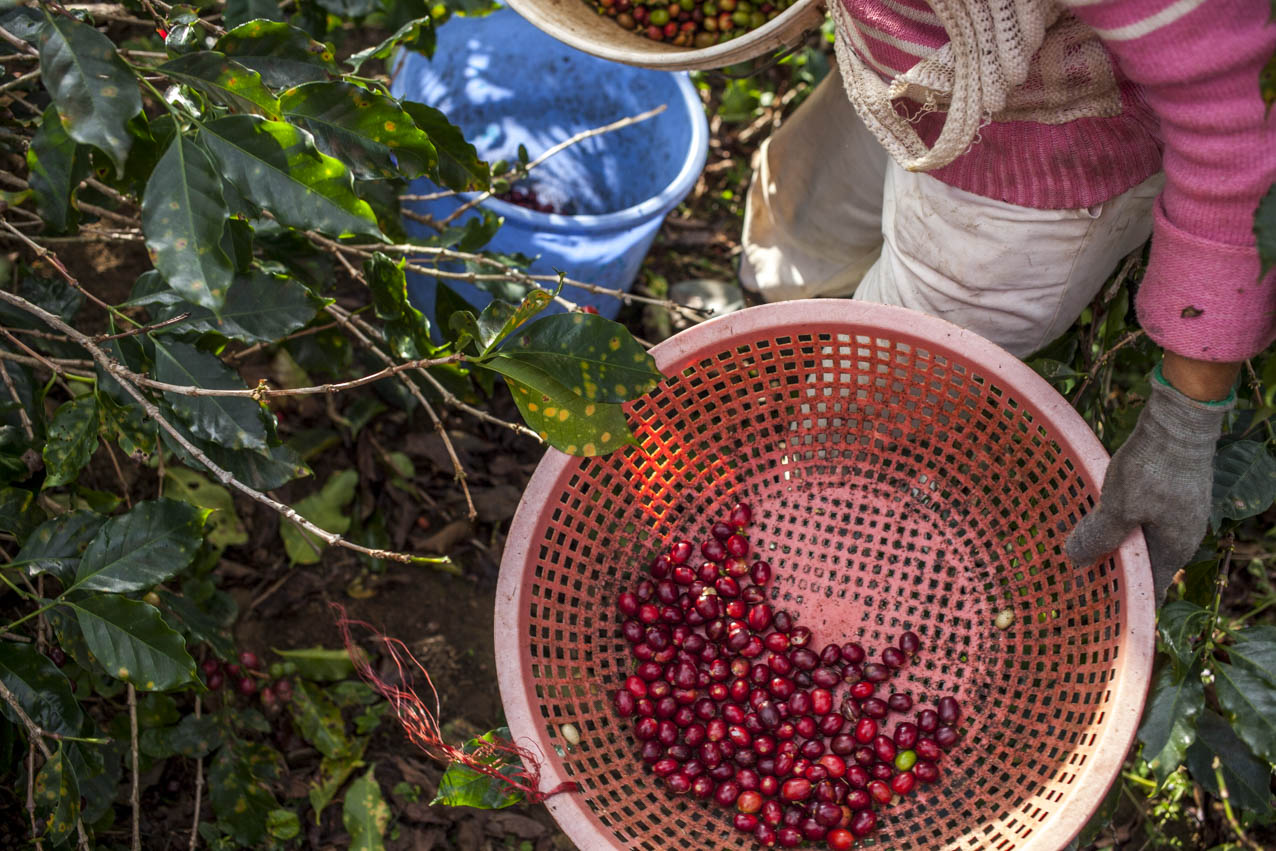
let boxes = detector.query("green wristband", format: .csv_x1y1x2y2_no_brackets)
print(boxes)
1152,362,1237,408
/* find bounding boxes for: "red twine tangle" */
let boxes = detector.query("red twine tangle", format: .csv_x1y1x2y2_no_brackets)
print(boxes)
330,604,577,803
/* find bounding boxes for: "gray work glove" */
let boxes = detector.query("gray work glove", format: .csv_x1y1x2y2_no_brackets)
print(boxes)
1065,368,1234,605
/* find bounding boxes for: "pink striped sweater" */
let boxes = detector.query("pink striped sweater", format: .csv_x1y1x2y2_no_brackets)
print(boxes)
835,0,1276,362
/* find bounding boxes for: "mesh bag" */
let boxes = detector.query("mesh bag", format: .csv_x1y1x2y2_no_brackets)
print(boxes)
495,301,1155,850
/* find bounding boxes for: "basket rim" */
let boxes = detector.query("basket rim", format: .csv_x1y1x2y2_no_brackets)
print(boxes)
494,299,1156,851
504,0,824,72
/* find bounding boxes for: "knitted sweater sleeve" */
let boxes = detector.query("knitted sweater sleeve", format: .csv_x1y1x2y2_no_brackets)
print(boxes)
1057,0,1276,361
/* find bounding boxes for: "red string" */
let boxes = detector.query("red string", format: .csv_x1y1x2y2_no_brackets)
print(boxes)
330,604,577,803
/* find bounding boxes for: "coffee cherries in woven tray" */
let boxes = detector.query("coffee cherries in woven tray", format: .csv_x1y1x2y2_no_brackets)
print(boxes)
586,0,797,47
613,502,964,848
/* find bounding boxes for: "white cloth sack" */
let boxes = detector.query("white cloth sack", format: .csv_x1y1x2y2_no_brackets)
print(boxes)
740,65,1163,358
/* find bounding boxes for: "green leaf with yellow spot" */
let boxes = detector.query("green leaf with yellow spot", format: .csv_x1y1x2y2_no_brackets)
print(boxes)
143,135,235,312
153,338,269,451
209,742,283,845
67,594,196,691
37,10,141,175
280,469,358,565
35,743,79,847
474,288,555,356
289,678,354,759
0,642,84,738
343,765,390,851
365,253,433,360
268,808,302,840
482,357,635,457
163,466,249,552
215,20,337,90
496,312,663,403
309,739,367,823
141,712,222,759
347,15,435,73
70,498,208,594
280,80,437,180
13,510,106,585
400,101,489,192
151,268,328,345
159,51,281,118
42,395,99,488
272,646,355,682
27,106,89,234
198,115,383,240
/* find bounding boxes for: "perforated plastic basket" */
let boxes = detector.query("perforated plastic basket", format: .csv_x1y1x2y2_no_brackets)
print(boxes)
495,300,1156,851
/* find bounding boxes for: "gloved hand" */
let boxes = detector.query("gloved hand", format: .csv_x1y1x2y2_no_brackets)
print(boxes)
1065,365,1234,605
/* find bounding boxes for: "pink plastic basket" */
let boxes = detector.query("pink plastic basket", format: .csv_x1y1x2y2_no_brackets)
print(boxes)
495,300,1156,850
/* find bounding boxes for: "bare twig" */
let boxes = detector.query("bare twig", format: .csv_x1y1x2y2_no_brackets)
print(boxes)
0,327,77,382
0,678,91,850
188,695,202,850
227,320,340,361
0,221,124,315
128,684,139,851
0,348,96,376
77,200,139,229
84,178,136,209
0,68,41,92
0,24,39,56
414,367,543,442
0,288,451,566
326,304,478,522
1069,329,1145,404
103,442,132,509
94,313,191,342
436,105,668,226
27,742,41,851
0,226,146,245
0,360,34,442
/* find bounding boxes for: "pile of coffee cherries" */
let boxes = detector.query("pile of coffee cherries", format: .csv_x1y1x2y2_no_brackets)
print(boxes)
585,0,798,47
611,502,964,848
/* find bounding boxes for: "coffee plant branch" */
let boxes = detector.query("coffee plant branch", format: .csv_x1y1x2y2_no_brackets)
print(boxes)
0,678,92,851
0,288,453,567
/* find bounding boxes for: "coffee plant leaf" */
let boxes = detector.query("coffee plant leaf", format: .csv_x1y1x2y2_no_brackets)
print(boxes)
1186,709,1274,815
309,741,368,824
0,5,44,44
348,15,436,73
433,727,525,809
0,641,84,737
498,312,663,403
1229,625,1276,685
223,0,286,29
316,0,380,17
343,765,390,851
68,737,123,826
1256,184,1276,277
280,468,358,564
163,466,249,552
67,594,197,691
15,510,107,585
215,21,337,90
159,5,203,57
1157,600,1210,675
156,588,236,659
400,101,489,192
290,678,354,759
26,106,90,234
365,253,433,360
486,357,635,456
159,51,281,118
153,338,269,451
280,81,437,180
0,486,43,543
97,390,158,459
142,713,222,759
267,808,301,841
209,742,283,846
198,115,383,240
1137,661,1204,785
1213,661,1276,764
42,395,100,489
272,647,355,682
34,742,80,847
37,11,141,175
148,269,327,345
159,418,310,491
70,499,207,594
1210,439,1276,530
142,135,237,312
474,288,556,356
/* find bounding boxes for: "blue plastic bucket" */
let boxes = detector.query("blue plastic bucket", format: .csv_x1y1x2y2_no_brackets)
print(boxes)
390,9,709,321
